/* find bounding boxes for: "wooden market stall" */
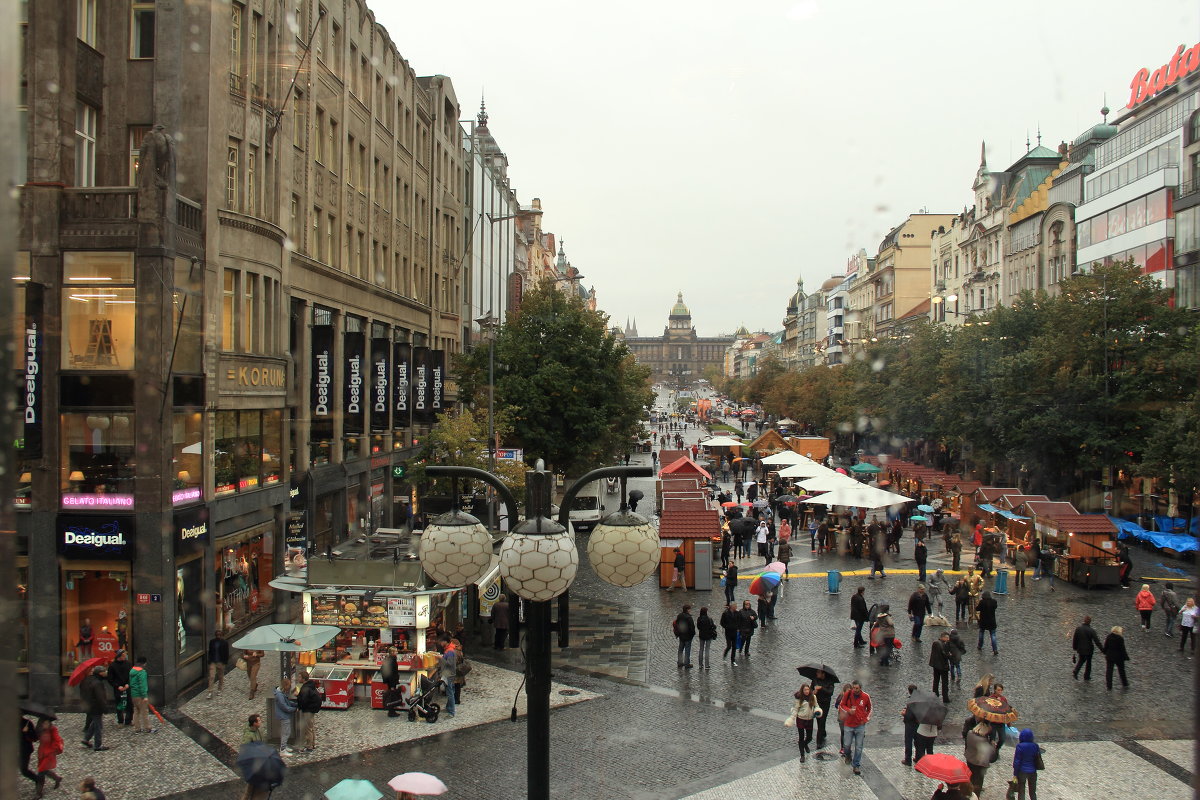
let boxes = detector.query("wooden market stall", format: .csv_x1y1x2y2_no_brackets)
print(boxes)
658,497,721,590
1033,513,1121,587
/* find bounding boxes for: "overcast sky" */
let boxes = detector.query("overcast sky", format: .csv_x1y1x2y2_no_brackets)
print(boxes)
377,1,1199,337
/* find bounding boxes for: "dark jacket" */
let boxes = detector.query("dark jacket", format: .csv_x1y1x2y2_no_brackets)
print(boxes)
673,550,685,570
1012,728,1041,775
207,636,230,666
674,611,696,641
948,632,967,664
80,673,108,714
908,591,932,619
1102,632,1129,663
697,613,718,641
976,593,998,630
850,592,869,623
1072,623,1103,655
914,541,928,565
719,608,740,638
491,599,510,630
296,680,323,713
107,657,131,690
737,607,758,634
724,563,738,586
379,654,399,688
929,639,952,671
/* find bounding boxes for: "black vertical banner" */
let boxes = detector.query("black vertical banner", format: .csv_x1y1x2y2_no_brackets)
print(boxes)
412,345,430,425
370,337,390,433
393,342,411,429
429,349,445,418
22,282,44,459
343,330,365,436
311,323,334,421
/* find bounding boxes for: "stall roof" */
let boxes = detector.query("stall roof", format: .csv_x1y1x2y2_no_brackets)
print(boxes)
975,487,1021,503
1023,501,1078,518
659,509,722,540
1051,514,1118,534
662,497,711,512
978,504,1029,520
996,494,1050,510
659,456,711,479
658,450,688,466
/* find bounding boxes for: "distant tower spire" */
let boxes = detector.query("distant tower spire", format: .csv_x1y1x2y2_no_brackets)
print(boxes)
1037,125,1042,147
979,140,987,169
1025,131,1031,153
477,94,488,129
1101,95,1110,123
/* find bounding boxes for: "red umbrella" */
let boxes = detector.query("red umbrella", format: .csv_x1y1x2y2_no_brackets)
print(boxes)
915,753,971,783
721,501,738,508
68,657,106,687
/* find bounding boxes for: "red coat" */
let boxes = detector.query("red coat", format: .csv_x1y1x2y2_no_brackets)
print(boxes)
1135,590,1157,611
37,725,63,772
838,689,872,727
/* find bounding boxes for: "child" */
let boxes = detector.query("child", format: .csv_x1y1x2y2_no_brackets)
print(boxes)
35,718,63,798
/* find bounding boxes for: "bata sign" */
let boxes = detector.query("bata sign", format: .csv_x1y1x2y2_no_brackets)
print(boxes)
1127,42,1200,108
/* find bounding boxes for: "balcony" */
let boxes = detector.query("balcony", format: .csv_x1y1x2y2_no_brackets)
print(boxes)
1179,175,1200,201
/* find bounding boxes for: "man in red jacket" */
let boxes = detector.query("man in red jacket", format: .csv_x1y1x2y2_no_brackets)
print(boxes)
838,681,872,775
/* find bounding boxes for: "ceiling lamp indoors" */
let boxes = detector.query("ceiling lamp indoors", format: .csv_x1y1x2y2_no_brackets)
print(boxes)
587,508,659,587
418,509,494,588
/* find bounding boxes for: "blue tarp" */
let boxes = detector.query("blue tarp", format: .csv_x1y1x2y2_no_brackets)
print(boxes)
978,503,1028,521
978,503,999,513
1109,516,1199,553
1153,516,1200,535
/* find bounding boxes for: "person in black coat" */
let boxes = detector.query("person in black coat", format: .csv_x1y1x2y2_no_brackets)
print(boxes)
106,649,133,726
975,591,999,655
851,586,869,648
723,562,738,605
206,630,231,698
914,539,929,583
810,669,836,746
901,684,920,766
719,603,741,665
908,586,932,642
1072,616,1104,680
737,600,759,655
929,632,953,702
1102,625,1130,690
696,607,718,669
673,605,696,668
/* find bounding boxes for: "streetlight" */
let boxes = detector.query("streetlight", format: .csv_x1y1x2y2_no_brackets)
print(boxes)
422,461,653,800
474,311,500,530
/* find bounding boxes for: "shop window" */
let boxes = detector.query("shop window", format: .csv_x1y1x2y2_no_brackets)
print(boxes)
74,102,97,188
215,409,281,495
173,256,204,373
62,568,130,671
62,252,135,370
175,558,204,659
216,530,274,633
1107,205,1126,239
263,409,282,485
1146,189,1168,224
130,2,155,59
172,410,203,505
61,413,135,508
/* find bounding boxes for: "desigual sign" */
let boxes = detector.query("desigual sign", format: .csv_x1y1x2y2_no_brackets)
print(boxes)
1127,42,1200,108
58,515,136,560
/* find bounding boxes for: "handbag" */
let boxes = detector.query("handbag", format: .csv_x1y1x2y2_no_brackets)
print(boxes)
457,657,472,677
1034,751,1046,771
720,576,727,588
235,657,247,671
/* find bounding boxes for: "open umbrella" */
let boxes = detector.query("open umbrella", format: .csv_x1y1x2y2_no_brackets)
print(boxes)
762,451,810,465
796,663,840,682
909,515,928,523
967,694,1018,724
776,418,799,426
850,462,882,474
237,741,287,790
628,489,644,503
700,436,745,447
915,753,971,784
748,572,781,595
18,700,57,720
325,779,384,800
720,501,739,508
766,561,787,574
68,657,106,687
232,624,341,653
917,504,935,512
388,773,448,795
906,691,948,726
801,484,912,509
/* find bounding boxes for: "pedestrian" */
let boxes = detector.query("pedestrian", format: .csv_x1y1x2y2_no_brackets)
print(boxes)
491,595,510,649
811,669,836,747
673,604,696,668
963,719,997,797
776,538,792,581
755,520,770,562
667,547,687,591
1013,545,1030,588
930,631,953,702
838,680,872,776
242,648,264,700
295,669,324,748
734,479,744,504
1117,542,1133,588
273,677,297,755
915,712,939,765
908,585,932,642
947,628,966,684
1041,546,1058,590
869,530,887,579
719,528,732,569
737,599,758,655
928,569,950,614
79,664,109,751
851,586,870,648
206,630,230,699
106,650,132,727
720,602,741,666
874,605,897,666
696,607,717,669
20,715,38,783
901,684,920,766
788,684,822,762
450,636,468,704
1071,615,1104,680
1031,537,1043,579
949,532,963,571
914,539,929,584
976,591,999,655
79,777,106,800
1160,585,1180,637
951,577,969,624
1179,598,1198,657
778,518,792,543
723,562,738,605
1102,625,1130,690
34,718,63,798
757,592,773,629
808,517,819,553
1011,728,1043,800
129,655,153,733
1134,584,1156,630
241,713,264,744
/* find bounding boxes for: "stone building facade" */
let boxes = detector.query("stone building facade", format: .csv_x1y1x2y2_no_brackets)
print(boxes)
622,294,734,387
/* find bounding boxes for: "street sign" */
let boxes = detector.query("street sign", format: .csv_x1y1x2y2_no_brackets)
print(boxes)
1103,491,1113,510
136,593,151,605
496,448,523,461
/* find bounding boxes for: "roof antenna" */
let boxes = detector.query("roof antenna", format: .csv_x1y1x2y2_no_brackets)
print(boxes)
1101,94,1110,124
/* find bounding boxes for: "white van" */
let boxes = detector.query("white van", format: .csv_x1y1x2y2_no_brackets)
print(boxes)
568,482,606,533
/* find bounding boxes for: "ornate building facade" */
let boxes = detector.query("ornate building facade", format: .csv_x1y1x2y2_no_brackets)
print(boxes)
621,294,734,387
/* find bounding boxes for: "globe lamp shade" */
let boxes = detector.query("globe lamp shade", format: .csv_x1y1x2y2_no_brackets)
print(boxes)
498,518,578,601
419,509,494,587
587,510,659,587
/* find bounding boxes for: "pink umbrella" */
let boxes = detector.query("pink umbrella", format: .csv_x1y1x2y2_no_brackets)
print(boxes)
835,467,849,475
388,773,448,796
766,561,787,573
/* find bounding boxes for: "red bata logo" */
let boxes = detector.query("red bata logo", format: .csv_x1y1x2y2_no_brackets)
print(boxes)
1127,43,1200,109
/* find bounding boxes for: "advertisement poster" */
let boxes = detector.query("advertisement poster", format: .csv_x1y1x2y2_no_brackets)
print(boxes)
411,346,430,425
392,342,411,428
370,337,390,433
387,597,415,627
343,330,365,435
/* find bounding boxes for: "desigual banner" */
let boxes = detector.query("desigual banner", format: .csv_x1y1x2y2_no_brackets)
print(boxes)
429,349,445,418
412,345,431,425
58,515,135,560
343,330,365,435
311,323,334,420
393,342,411,428
23,282,44,459
370,337,390,433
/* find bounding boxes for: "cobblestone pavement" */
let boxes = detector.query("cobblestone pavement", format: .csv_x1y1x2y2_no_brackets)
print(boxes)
36,410,1195,799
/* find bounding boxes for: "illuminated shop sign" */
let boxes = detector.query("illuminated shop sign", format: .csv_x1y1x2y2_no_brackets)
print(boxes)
1127,42,1200,108
58,515,135,560
62,494,135,509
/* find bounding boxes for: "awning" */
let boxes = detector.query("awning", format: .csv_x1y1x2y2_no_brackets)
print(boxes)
994,509,1029,521
978,503,999,513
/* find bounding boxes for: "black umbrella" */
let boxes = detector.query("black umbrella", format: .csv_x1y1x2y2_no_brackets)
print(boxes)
906,691,948,726
18,700,56,720
628,489,644,502
796,663,840,683
237,741,287,789
732,517,757,536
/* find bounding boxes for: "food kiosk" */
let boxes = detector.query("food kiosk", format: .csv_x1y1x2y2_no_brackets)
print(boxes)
1036,514,1121,587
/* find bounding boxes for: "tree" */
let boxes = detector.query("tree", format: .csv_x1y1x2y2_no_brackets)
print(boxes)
455,280,652,477
407,407,526,498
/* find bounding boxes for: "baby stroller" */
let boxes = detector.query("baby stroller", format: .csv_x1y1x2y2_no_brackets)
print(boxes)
384,675,441,723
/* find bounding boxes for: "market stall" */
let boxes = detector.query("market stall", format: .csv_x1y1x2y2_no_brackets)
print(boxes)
1035,514,1121,587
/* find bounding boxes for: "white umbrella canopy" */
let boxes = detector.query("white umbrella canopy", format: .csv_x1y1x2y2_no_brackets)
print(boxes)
801,484,912,509
778,461,840,478
761,451,810,465
798,473,862,492
776,418,799,426
699,436,747,447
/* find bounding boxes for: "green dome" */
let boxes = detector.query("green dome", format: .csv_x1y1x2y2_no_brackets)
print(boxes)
670,292,690,316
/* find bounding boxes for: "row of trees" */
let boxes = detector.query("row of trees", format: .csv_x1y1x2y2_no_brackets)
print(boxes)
718,263,1199,501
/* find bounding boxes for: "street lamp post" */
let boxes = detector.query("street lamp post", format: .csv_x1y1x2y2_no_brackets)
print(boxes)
474,312,499,530
421,461,653,800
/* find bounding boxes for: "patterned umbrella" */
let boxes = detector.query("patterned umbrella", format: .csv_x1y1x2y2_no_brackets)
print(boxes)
748,572,781,595
967,694,1018,724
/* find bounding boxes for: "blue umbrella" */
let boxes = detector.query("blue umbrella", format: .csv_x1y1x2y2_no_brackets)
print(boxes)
909,515,928,523
237,741,286,790
325,779,384,800
917,504,935,513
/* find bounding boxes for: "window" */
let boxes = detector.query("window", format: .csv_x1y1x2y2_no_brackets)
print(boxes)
77,0,96,46
292,90,305,149
74,103,97,187
230,3,244,93
172,410,203,505
347,134,356,184
246,145,257,216
226,139,240,208
249,11,261,97
61,413,136,506
330,22,341,74
242,273,258,351
314,107,326,163
130,2,155,58
328,118,338,169
222,269,236,350
214,409,282,496
313,207,323,261
128,125,150,186
62,252,135,370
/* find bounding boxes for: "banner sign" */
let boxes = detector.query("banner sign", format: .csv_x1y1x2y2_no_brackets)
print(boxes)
23,282,44,459
429,349,445,418
311,323,334,419
393,342,411,428
343,331,365,435
412,346,431,425
58,515,135,560
370,337,390,433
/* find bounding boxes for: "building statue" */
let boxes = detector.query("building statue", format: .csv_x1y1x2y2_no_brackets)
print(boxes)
137,124,177,244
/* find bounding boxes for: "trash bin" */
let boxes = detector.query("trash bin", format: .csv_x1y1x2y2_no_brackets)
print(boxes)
827,570,841,594
994,568,1009,595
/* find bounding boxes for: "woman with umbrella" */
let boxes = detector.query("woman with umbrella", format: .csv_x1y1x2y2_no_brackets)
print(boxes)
796,664,838,747
917,753,977,799
787,684,822,762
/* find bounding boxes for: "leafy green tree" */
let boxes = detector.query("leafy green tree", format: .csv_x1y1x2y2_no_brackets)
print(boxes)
455,280,652,477
408,407,526,498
